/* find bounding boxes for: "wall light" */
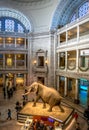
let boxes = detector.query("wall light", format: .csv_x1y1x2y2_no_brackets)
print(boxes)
33,60,37,64
45,60,48,64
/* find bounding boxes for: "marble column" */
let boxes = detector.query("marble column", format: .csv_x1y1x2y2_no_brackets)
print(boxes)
24,37,26,49
58,52,59,69
65,51,67,71
64,77,67,97
24,54,26,69
74,79,80,104
15,37,16,48
15,54,16,68
76,49,79,72
58,34,60,46
66,30,68,43
3,54,5,68
77,25,79,42
3,37,5,48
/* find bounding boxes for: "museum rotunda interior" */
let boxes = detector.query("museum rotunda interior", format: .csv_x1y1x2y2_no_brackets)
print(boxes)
0,0,89,130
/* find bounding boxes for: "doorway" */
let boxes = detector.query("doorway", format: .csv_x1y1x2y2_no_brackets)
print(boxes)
37,77,44,84
79,79,88,107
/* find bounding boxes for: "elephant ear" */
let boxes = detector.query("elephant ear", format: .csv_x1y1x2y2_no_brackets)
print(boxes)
29,82,37,92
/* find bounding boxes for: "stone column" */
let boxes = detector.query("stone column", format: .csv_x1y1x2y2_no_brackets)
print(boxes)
74,79,80,104
24,54,26,69
65,51,67,71
66,30,68,43
48,31,55,87
3,54,5,68
58,52,59,69
28,33,32,85
3,37,5,48
64,77,67,97
58,34,60,46
77,25,79,42
15,54,16,68
15,37,16,48
24,37,26,49
76,49,79,72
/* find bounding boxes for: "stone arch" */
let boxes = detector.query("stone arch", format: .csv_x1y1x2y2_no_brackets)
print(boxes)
0,7,32,32
50,0,83,30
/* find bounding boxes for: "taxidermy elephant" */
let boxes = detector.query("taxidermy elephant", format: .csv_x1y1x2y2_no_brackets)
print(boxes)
24,82,64,112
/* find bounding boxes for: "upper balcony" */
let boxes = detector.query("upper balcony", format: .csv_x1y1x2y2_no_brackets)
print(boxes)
57,15,89,49
0,35,28,50
0,53,28,71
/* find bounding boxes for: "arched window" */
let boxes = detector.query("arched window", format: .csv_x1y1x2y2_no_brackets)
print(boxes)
70,1,89,23
70,13,76,23
17,23,24,33
5,19,14,32
79,2,89,18
0,17,26,33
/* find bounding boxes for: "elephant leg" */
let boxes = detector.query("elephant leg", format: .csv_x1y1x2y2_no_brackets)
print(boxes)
40,98,46,108
43,103,46,108
59,104,64,112
32,95,40,107
48,105,53,112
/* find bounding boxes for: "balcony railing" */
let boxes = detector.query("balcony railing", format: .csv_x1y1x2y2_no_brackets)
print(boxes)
0,66,27,70
33,65,48,74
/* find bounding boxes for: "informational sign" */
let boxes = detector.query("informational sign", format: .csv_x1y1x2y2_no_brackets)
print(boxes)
80,49,89,56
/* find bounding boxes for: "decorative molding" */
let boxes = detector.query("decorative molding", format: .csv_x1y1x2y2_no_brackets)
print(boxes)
67,66,76,70
59,66,65,70
56,70,89,80
79,66,88,71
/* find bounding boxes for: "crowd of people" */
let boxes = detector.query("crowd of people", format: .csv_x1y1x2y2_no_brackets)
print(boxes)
29,120,54,130
23,118,62,130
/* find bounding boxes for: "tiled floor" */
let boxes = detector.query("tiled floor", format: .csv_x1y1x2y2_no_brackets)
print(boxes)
0,88,88,130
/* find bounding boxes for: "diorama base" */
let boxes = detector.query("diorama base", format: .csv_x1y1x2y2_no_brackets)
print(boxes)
19,102,74,126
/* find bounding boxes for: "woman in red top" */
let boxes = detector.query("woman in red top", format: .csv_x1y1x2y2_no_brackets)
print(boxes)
73,111,78,122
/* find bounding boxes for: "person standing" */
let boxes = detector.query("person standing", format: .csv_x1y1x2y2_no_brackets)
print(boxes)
7,109,12,120
75,122,80,130
3,86,6,99
73,111,79,122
